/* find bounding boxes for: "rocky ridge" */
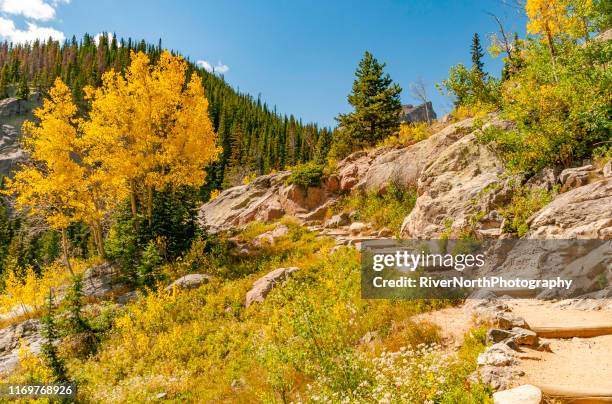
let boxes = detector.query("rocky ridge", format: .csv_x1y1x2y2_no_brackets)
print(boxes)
0,95,41,177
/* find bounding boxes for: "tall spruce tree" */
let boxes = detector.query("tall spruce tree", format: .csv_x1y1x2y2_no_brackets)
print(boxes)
16,74,29,100
336,51,402,146
471,33,485,75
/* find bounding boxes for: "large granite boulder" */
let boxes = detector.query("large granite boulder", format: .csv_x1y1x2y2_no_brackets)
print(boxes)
400,131,509,238
245,267,299,307
493,385,542,404
526,179,612,239
335,117,479,193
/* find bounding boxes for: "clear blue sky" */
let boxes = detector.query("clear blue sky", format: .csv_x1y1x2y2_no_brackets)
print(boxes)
0,0,527,127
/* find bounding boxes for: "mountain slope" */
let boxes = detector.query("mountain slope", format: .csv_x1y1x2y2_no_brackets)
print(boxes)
0,34,331,188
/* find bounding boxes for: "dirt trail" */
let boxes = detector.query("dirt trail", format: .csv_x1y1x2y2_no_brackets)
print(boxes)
417,299,612,392
507,300,612,391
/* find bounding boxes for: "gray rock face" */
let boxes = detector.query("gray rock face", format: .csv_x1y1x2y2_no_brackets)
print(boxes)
477,342,517,367
559,164,597,189
81,263,124,298
0,97,38,118
511,327,538,346
165,274,212,291
399,102,437,124
487,329,515,344
336,117,477,194
496,312,530,331
0,96,41,177
525,167,559,191
245,267,299,307
0,319,43,375
526,179,612,239
400,131,508,238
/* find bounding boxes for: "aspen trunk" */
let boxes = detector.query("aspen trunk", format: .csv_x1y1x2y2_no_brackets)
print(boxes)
545,25,558,82
93,221,105,258
61,228,74,276
146,186,153,225
130,181,138,218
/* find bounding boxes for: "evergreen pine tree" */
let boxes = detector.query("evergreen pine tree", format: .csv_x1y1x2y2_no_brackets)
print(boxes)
0,65,9,98
471,33,485,75
16,74,29,100
40,290,69,382
336,51,402,146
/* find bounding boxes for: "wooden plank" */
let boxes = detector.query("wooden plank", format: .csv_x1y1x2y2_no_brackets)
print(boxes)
539,384,612,403
531,325,612,338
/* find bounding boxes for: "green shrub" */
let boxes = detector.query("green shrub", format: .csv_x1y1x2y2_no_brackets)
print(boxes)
438,63,501,110
500,185,556,237
333,183,417,236
480,38,611,175
286,162,325,188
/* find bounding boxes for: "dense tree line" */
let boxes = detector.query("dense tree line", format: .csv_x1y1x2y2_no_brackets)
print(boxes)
0,33,331,191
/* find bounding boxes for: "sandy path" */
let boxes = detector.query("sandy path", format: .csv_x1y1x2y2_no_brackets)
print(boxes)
514,335,612,390
508,300,612,391
415,299,612,392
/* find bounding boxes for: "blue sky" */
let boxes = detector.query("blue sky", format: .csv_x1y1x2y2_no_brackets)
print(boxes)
0,0,526,127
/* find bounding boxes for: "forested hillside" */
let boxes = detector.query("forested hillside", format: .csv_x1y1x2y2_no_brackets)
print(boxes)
0,0,610,402
0,33,331,190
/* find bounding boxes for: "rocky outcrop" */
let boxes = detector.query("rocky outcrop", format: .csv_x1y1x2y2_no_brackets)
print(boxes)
559,164,599,189
0,319,43,375
526,178,612,239
81,263,124,298
400,128,510,239
165,274,212,291
245,267,299,307
0,96,41,177
198,117,506,234
198,172,340,233
400,102,437,124
252,224,289,246
336,117,478,193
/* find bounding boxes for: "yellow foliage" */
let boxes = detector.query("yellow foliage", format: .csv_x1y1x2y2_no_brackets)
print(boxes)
242,172,256,185
379,122,432,147
209,189,221,200
526,0,593,40
451,103,496,121
4,79,121,231
0,260,88,315
18,342,54,383
83,51,221,219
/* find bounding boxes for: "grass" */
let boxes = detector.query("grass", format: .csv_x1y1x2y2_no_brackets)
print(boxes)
4,221,491,403
332,183,417,236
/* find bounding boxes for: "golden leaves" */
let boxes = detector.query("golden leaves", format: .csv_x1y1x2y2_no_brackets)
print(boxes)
6,50,220,240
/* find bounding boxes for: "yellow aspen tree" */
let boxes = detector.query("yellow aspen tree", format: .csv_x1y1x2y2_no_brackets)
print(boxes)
5,79,124,266
526,0,590,77
84,51,220,223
